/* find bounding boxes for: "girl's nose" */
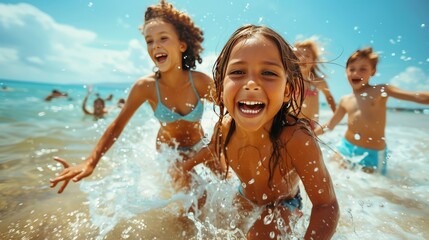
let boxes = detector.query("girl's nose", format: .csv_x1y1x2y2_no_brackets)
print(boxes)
244,80,260,91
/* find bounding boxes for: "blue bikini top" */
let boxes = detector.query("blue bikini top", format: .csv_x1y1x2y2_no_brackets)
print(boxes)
154,71,204,123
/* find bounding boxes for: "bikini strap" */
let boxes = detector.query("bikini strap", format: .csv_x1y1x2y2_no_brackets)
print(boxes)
154,77,161,101
188,71,200,97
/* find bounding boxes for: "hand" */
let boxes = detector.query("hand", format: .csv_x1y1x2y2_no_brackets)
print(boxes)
49,156,94,194
86,85,92,94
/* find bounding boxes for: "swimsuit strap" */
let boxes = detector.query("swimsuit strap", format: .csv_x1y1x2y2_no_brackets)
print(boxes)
188,71,200,98
154,76,162,102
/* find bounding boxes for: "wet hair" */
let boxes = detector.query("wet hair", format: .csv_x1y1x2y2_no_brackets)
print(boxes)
142,0,204,70
212,24,306,187
346,47,379,69
294,39,324,78
94,97,105,108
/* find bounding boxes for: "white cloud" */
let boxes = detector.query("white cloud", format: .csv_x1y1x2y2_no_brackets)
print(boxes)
0,3,150,84
390,66,429,91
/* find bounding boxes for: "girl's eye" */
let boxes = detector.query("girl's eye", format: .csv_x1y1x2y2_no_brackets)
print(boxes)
230,70,244,75
146,40,153,44
262,71,277,76
161,36,168,41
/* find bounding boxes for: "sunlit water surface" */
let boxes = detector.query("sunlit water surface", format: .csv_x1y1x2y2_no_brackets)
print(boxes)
1,80,428,239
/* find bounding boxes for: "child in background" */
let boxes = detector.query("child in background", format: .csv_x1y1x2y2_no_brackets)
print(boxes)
82,86,108,119
315,47,429,174
295,40,336,127
178,25,339,240
50,0,214,193
44,89,69,101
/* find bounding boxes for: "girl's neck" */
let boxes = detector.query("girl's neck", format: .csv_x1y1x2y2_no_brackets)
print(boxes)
234,122,272,146
158,67,187,86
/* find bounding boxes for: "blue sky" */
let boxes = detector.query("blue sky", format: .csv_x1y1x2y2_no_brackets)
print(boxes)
1,0,428,108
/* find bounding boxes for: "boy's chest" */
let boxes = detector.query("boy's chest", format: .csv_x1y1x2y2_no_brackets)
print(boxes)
347,92,387,117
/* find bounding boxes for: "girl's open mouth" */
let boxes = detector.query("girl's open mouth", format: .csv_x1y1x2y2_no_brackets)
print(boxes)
238,101,265,115
155,53,168,63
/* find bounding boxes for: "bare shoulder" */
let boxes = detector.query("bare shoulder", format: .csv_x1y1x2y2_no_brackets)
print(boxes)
191,70,214,99
134,74,156,88
281,121,321,166
191,71,212,82
128,74,157,101
282,120,314,144
339,93,354,104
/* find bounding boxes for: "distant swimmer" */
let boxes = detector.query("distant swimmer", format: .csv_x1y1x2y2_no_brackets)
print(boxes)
82,86,108,119
44,89,69,101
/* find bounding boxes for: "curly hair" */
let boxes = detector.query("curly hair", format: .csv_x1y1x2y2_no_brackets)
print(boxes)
346,47,379,69
212,24,306,187
141,0,204,70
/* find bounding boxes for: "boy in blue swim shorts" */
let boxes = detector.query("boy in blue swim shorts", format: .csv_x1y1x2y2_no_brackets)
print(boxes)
314,47,429,175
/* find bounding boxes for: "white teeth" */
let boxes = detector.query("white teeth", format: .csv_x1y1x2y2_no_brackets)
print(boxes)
241,109,262,114
239,101,263,105
155,53,167,58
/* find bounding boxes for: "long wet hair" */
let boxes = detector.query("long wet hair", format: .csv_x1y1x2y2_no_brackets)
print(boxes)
141,0,204,70
212,25,306,187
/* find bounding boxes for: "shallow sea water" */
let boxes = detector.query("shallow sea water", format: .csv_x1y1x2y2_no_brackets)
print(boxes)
1,80,428,239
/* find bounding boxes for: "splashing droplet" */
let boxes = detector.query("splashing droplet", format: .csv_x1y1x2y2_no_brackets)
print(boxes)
354,133,361,140
262,193,268,200
264,212,274,225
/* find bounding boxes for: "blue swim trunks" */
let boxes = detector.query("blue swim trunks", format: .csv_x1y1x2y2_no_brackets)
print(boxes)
336,138,388,175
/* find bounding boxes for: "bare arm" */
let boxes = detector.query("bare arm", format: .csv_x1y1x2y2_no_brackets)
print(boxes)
386,84,429,104
290,129,339,239
82,93,92,115
318,81,336,113
314,96,347,135
50,80,151,193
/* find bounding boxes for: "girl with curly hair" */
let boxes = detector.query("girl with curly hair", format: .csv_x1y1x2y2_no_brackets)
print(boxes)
50,0,215,193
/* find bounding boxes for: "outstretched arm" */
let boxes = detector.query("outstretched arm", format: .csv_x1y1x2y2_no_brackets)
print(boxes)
82,87,92,115
50,79,150,193
291,129,339,239
386,84,429,104
314,97,346,135
318,80,336,113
